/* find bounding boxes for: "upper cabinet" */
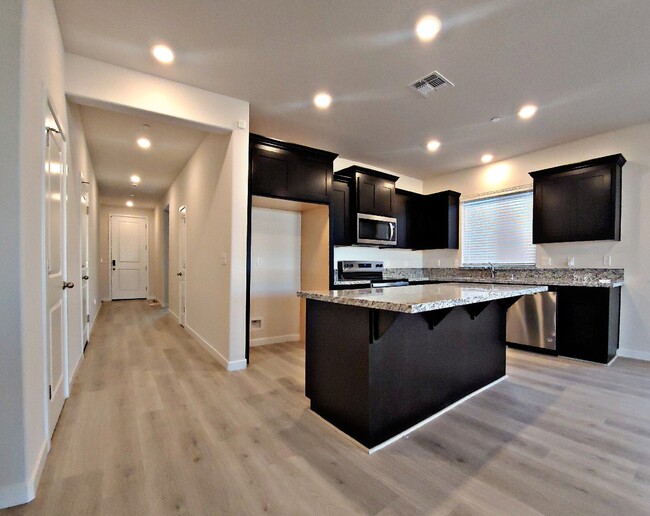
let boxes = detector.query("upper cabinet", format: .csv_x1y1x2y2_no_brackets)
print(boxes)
331,177,352,246
335,166,398,217
530,154,625,243
412,191,460,250
250,134,338,204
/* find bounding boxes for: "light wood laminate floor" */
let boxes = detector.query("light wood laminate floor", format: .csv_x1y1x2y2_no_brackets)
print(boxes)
4,300,650,515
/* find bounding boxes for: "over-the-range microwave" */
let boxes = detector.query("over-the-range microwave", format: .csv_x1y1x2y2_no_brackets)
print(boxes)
356,213,397,246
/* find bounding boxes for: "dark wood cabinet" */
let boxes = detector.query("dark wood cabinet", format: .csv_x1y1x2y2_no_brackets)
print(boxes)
330,177,352,246
410,190,460,250
394,189,417,249
249,134,338,203
335,166,398,217
530,154,625,243
556,286,621,364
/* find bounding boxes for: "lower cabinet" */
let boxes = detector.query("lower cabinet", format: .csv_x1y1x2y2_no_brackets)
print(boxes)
556,286,621,364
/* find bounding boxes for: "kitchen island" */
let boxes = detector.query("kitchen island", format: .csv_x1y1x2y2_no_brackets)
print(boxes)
298,283,547,451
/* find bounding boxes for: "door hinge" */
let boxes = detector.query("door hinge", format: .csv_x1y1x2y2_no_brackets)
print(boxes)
48,385,52,400
87,314,90,323
86,206,90,215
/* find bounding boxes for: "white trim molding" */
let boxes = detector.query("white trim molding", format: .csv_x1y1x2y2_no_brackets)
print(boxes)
0,439,49,509
250,334,301,347
617,348,650,362
183,324,247,372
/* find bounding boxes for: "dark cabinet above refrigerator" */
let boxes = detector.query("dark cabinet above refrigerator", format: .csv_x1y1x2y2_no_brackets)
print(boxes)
249,133,338,204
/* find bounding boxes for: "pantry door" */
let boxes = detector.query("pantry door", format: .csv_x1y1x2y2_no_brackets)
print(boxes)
45,110,68,437
110,215,148,299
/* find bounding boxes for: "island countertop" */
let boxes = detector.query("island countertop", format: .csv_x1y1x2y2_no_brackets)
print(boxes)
298,282,548,314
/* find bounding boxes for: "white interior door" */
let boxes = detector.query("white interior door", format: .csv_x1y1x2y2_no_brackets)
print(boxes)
45,116,67,437
178,207,187,326
110,215,148,300
81,185,90,348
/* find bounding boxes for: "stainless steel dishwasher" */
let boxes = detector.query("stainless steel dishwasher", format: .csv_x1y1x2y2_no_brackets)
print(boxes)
506,291,557,351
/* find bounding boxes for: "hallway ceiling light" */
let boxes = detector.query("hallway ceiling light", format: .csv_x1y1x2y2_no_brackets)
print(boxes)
130,175,141,183
518,104,538,119
426,139,441,152
481,154,494,163
416,15,441,42
137,137,151,149
313,92,332,109
126,200,134,207
151,44,174,64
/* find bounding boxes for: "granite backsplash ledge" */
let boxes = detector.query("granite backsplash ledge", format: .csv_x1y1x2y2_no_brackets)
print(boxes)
379,267,624,287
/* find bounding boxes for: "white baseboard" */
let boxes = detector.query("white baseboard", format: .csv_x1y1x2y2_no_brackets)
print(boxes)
617,348,650,361
0,438,49,509
250,334,301,347
184,324,247,372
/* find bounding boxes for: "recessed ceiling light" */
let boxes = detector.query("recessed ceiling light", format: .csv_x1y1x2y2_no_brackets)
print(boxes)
137,137,151,149
518,104,538,119
151,44,174,64
415,15,441,42
313,92,332,109
426,139,441,152
481,154,494,163
130,175,141,183
126,201,134,207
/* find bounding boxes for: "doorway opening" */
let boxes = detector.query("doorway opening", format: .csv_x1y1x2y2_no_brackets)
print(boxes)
248,196,330,354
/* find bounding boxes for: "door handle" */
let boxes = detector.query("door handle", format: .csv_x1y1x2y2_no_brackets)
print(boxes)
82,275,89,280
62,281,75,290
177,272,183,277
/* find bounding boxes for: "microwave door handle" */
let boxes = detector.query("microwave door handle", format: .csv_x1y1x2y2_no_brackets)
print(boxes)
389,222,395,242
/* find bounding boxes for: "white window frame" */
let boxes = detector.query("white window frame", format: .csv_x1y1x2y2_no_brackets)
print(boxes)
461,187,536,267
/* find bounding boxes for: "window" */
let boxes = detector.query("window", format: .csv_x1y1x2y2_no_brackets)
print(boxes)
462,190,535,266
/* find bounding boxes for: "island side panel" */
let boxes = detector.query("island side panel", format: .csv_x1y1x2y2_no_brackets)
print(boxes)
306,299,371,444
367,302,507,447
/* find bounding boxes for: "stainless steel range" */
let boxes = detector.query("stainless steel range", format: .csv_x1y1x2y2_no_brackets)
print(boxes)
337,261,409,287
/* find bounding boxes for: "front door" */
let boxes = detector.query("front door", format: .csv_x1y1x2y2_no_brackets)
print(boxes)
178,207,187,326
110,215,148,300
45,111,67,437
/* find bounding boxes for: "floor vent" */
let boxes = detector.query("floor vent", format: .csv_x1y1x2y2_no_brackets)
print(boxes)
409,71,454,97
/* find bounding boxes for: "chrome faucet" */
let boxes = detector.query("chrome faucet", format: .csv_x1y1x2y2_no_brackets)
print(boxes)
488,262,496,281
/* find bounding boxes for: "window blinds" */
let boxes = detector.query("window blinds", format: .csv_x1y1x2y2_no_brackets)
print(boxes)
462,190,535,266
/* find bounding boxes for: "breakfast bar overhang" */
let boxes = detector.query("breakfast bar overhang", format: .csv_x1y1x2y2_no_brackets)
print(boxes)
298,283,547,451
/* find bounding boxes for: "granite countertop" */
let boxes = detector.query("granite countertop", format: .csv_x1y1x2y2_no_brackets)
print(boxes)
298,283,548,314
333,267,624,288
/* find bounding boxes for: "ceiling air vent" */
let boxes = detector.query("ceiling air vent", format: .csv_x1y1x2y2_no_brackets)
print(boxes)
409,71,454,97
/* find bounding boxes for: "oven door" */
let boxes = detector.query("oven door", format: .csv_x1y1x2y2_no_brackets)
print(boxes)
357,213,397,246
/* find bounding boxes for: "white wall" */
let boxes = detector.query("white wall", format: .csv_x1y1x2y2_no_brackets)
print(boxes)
158,131,249,369
0,0,70,507
423,121,650,360
250,208,302,345
333,157,425,268
97,205,156,302
0,0,28,506
66,54,248,370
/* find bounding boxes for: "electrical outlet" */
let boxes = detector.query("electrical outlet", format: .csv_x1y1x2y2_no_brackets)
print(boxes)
256,257,262,267
250,318,262,330
221,253,227,266
567,256,575,267
604,255,612,266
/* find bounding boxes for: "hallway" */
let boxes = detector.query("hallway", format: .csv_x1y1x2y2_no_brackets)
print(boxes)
4,301,650,515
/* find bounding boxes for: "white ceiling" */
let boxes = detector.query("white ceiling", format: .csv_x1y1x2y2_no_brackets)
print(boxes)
78,105,207,208
56,0,650,180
